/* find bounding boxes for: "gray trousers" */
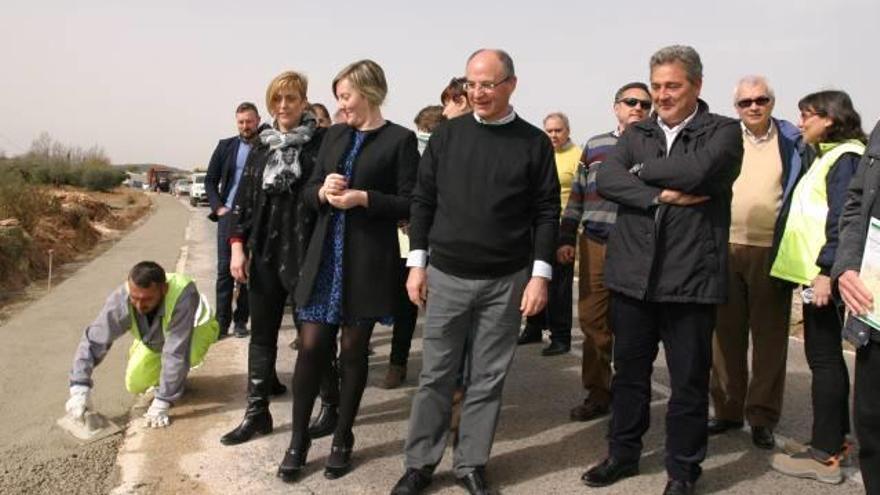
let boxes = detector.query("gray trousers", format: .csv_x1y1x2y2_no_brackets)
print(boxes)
404,265,528,477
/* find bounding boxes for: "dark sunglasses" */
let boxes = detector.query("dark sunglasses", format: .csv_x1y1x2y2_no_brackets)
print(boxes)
617,97,652,110
736,96,772,109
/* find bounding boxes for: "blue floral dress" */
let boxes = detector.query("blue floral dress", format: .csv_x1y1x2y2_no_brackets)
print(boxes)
297,131,394,327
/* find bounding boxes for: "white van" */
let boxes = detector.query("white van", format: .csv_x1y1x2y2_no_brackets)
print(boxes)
190,172,208,206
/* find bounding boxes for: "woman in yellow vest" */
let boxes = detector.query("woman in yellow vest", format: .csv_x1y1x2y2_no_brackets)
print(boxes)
769,90,866,483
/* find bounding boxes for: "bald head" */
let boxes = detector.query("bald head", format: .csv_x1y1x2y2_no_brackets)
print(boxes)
466,48,515,79
464,48,517,122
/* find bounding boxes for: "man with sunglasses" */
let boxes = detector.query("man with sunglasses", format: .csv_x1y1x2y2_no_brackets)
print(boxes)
392,48,559,495
586,45,743,495
559,82,651,422
708,75,804,450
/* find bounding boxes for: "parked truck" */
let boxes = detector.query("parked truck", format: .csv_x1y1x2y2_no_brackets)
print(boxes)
147,167,172,192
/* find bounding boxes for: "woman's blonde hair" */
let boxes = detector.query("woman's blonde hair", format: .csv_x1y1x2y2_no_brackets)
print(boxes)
265,71,308,116
332,60,387,107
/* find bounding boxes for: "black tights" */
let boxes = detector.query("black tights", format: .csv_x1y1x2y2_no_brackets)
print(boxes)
291,321,375,446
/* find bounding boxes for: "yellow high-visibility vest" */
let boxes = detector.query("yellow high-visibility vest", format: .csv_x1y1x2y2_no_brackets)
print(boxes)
124,273,219,394
771,140,865,285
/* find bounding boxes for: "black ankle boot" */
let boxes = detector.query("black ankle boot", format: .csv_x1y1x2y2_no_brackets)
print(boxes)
324,431,354,479
220,403,272,445
220,344,275,446
277,437,311,483
308,403,339,439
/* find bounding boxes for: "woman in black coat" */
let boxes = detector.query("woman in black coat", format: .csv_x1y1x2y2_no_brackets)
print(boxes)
277,59,419,482
219,71,325,447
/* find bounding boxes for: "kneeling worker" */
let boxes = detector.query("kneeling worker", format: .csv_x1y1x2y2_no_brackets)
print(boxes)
65,261,219,428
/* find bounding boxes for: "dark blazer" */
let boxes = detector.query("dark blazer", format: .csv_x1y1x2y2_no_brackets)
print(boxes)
833,121,880,280
596,100,744,304
205,136,245,221
294,122,420,319
832,121,880,345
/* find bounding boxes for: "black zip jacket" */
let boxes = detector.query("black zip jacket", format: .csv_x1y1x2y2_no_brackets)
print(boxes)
596,100,743,304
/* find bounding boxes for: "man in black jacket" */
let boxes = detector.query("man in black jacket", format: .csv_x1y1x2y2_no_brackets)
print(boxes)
831,120,880,495
204,102,260,338
585,45,743,495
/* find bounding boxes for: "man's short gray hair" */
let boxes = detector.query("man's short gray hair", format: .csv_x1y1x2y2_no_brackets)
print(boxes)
733,75,776,103
543,112,570,130
649,45,703,84
467,48,516,78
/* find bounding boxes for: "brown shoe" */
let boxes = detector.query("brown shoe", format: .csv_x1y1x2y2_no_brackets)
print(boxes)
570,399,609,422
382,364,407,389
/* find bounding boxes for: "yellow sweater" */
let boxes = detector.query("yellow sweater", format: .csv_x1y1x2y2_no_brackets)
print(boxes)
555,141,582,210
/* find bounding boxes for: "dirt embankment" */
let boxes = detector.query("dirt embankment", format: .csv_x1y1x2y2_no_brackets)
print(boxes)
0,187,151,314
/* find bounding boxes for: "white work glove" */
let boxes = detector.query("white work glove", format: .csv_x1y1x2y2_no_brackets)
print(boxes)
144,398,171,428
65,385,92,420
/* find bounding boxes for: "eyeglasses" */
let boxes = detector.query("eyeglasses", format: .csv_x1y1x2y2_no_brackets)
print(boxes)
736,96,772,109
800,109,823,121
462,76,511,93
617,98,652,110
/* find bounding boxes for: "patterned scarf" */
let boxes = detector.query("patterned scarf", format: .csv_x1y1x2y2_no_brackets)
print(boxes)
260,112,317,193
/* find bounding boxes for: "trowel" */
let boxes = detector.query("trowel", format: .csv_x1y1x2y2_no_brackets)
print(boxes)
56,411,122,443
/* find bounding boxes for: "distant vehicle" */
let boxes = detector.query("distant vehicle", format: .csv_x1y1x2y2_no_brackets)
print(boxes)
129,179,144,190
147,167,172,193
173,179,191,196
190,173,208,207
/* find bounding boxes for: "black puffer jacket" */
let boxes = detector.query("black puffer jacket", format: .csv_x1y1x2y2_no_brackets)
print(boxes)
596,100,743,304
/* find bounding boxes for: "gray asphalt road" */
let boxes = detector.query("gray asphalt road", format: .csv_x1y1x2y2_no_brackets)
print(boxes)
110,199,865,494
4,194,863,494
0,194,189,495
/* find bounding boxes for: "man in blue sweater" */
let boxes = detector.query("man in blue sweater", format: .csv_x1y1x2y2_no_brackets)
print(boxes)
391,48,560,495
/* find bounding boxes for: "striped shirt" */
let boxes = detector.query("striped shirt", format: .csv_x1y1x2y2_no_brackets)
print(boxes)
559,131,620,244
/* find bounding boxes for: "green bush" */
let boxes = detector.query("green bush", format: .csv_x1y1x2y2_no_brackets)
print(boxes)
80,165,126,191
0,168,59,232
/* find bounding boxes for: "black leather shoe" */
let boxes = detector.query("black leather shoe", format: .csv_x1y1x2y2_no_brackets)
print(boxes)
517,327,543,345
233,323,250,338
457,467,491,495
308,403,339,438
220,408,272,445
751,425,775,450
663,478,695,495
277,438,310,483
707,417,743,435
570,399,609,422
541,340,571,356
581,457,639,487
324,433,354,479
390,468,433,495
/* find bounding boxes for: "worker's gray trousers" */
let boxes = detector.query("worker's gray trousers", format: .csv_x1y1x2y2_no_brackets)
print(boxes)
403,265,529,477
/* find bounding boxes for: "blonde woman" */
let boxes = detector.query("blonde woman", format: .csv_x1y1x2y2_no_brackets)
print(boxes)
279,60,419,482
220,71,325,447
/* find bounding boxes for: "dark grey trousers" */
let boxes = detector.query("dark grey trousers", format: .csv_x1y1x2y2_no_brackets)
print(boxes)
404,265,529,477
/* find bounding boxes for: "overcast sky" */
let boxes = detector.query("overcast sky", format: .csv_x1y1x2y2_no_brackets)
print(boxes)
1,1,878,168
